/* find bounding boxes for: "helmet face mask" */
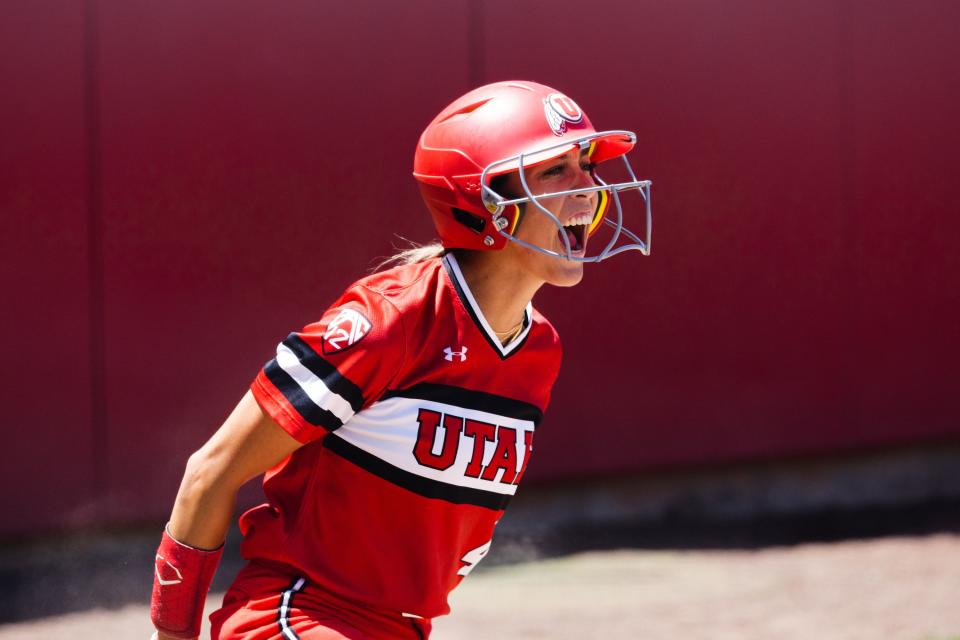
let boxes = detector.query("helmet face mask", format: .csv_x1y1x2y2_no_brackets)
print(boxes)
414,81,653,261
479,131,652,262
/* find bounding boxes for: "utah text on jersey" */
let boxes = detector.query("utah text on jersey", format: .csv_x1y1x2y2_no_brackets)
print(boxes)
266,338,541,510
332,383,539,510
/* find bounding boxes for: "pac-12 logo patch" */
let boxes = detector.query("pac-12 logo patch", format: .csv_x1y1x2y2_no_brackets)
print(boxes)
543,93,584,136
322,308,372,355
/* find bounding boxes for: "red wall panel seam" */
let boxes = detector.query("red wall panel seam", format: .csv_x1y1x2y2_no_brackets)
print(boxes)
84,0,108,512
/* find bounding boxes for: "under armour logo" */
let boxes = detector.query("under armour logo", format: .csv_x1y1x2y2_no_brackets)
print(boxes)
443,346,468,362
154,554,183,586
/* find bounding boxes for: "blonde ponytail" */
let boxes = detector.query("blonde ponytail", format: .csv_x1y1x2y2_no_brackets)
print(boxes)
373,240,446,272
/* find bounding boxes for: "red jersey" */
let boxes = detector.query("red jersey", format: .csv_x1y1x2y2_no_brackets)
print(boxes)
242,253,562,619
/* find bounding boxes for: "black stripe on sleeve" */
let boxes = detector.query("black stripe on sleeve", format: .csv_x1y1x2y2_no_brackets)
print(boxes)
381,382,544,426
263,359,344,431
323,435,512,511
281,333,364,412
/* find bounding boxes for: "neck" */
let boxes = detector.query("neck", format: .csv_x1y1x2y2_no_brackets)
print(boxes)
452,250,542,339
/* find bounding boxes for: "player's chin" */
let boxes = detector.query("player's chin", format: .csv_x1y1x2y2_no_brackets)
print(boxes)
547,240,586,287
547,260,585,288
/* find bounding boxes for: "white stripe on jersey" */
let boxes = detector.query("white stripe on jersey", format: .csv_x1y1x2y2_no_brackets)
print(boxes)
276,343,355,424
335,396,535,496
278,576,306,639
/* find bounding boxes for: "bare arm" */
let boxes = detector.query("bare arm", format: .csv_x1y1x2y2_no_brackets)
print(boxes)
154,390,302,639
167,389,302,547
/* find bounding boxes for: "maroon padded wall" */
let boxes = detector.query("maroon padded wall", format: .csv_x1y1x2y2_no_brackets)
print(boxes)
844,0,960,450
93,0,469,522
1,0,958,534
508,0,960,478
488,0,859,475
0,3,97,533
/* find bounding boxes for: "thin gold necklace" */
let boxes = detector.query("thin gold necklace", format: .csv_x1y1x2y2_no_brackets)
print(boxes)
493,319,524,344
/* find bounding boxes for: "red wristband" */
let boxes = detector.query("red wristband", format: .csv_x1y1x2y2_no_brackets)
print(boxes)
151,526,223,639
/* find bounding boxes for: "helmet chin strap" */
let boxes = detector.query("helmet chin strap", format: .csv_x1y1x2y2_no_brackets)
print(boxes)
508,203,525,236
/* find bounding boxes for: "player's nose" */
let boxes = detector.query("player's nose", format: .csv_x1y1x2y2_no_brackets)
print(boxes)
574,166,595,191
572,166,596,203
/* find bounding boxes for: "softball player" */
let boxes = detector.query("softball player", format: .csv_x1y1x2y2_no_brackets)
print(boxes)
150,80,652,639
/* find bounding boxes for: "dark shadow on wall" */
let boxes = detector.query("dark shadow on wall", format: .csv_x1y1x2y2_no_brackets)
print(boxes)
486,497,960,567
1,498,960,625
0,522,247,626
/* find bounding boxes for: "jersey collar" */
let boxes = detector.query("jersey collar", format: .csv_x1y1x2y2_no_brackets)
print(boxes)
442,253,533,360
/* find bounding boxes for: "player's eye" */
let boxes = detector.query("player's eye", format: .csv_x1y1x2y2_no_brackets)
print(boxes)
580,162,597,173
541,164,565,177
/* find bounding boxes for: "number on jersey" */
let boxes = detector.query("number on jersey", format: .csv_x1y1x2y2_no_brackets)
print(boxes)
457,540,492,577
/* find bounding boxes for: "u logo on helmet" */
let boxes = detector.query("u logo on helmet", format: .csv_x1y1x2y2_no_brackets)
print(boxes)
543,93,584,136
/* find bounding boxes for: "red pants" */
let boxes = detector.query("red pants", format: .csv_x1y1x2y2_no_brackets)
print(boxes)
210,562,432,640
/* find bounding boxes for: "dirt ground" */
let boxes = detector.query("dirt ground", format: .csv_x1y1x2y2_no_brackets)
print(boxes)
0,533,957,640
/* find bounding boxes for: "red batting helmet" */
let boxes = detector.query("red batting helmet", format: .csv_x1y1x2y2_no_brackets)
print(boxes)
413,80,652,261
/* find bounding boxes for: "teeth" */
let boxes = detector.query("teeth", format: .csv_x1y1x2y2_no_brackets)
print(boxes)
564,213,592,227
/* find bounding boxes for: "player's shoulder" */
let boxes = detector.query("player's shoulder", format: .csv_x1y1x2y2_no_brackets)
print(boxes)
349,258,444,313
530,307,561,347
317,258,443,350
527,306,562,372
301,262,441,356
352,257,443,294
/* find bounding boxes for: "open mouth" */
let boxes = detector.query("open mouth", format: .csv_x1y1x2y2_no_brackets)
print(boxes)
558,222,587,255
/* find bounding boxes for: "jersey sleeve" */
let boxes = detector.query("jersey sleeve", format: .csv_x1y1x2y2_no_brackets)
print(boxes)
251,285,405,444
